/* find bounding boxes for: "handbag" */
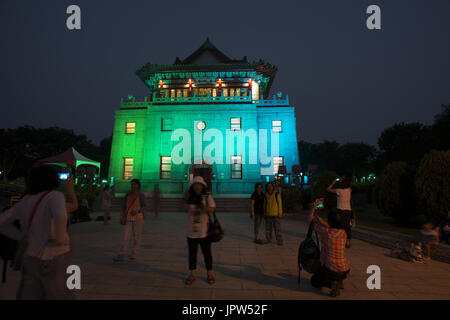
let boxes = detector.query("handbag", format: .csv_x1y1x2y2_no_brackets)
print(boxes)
11,190,51,271
207,211,224,243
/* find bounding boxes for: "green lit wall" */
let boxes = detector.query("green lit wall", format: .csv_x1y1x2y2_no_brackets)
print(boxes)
109,102,299,195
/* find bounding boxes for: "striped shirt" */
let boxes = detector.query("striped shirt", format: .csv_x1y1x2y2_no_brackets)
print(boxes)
314,223,350,273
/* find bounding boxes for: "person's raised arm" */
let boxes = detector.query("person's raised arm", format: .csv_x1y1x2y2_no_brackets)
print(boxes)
327,179,338,194
65,177,78,213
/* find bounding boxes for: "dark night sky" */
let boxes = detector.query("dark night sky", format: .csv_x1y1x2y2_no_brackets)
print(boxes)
1,0,449,146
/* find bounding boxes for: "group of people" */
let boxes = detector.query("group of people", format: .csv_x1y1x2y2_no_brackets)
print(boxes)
250,177,354,297
2,164,446,300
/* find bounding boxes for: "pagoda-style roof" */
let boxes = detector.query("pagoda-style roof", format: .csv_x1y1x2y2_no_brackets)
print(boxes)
135,38,278,98
176,37,245,65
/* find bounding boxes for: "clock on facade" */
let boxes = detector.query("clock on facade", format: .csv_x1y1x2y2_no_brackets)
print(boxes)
196,121,206,131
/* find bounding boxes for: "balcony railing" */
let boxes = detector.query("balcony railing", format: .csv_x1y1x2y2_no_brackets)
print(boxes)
153,94,252,104
120,93,290,108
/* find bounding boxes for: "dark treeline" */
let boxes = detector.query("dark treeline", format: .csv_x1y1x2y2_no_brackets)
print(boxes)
0,126,111,180
0,104,448,183
299,103,450,178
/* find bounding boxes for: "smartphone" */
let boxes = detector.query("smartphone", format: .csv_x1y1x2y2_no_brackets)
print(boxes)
336,178,340,181
58,173,70,180
315,198,324,209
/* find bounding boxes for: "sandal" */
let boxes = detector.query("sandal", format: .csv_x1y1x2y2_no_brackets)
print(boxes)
185,275,196,285
207,274,215,284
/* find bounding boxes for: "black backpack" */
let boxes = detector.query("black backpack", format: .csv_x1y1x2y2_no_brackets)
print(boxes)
297,221,321,285
0,206,19,283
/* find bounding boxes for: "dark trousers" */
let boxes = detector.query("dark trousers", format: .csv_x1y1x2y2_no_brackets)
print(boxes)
311,266,349,289
265,216,282,242
254,214,264,238
187,237,213,270
336,209,352,240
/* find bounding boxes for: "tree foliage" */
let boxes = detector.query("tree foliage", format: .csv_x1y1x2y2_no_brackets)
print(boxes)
0,126,111,180
313,170,338,210
415,150,450,224
376,162,417,223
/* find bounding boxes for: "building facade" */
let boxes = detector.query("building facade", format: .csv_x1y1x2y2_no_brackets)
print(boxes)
109,39,299,195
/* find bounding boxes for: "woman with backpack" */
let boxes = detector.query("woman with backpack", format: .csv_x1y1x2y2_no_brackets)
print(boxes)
309,199,350,297
0,165,73,299
264,182,283,245
183,176,216,285
113,179,146,261
327,178,353,248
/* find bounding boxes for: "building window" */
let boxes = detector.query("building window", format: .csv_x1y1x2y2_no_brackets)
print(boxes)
272,120,282,133
160,156,171,179
231,155,242,179
230,118,241,131
161,118,172,131
273,156,284,175
122,158,133,180
125,122,135,134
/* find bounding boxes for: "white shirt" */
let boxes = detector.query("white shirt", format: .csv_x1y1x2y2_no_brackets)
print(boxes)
0,190,70,260
335,188,352,211
185,195,216,239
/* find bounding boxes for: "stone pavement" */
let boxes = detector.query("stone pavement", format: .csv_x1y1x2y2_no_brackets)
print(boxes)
1,211,449,300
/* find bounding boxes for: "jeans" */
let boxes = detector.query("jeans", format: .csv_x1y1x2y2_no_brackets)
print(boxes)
17,251,74,300
120,219,144,255
265,216,282,242
254,214,264,238
187,237,213,270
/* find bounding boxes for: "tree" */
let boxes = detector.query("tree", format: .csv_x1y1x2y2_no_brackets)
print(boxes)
336,142,377,178
377,123,432,166
313,171,338,210
0,126,110,180
430,103,450,151
415,150,450,224
298,140,376,177
376,162,417,224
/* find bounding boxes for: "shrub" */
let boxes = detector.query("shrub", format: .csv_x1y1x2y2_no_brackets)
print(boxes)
74,185,100,208
351,181,376,203
415,150,450,224
281,186,303,213
376,162,417,224
313,171,338,210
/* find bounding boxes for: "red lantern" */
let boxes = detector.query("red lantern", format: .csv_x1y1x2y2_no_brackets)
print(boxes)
218,78,222,88
188,78,193,89
159,80,163,89
248,78,252,87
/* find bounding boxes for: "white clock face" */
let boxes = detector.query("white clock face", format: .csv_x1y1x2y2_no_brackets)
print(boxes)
196,121,206,131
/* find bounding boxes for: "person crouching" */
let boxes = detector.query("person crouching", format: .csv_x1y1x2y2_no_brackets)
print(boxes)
309,201,350,297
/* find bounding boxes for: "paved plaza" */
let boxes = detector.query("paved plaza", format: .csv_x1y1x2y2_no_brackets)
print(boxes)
1,210,449,300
